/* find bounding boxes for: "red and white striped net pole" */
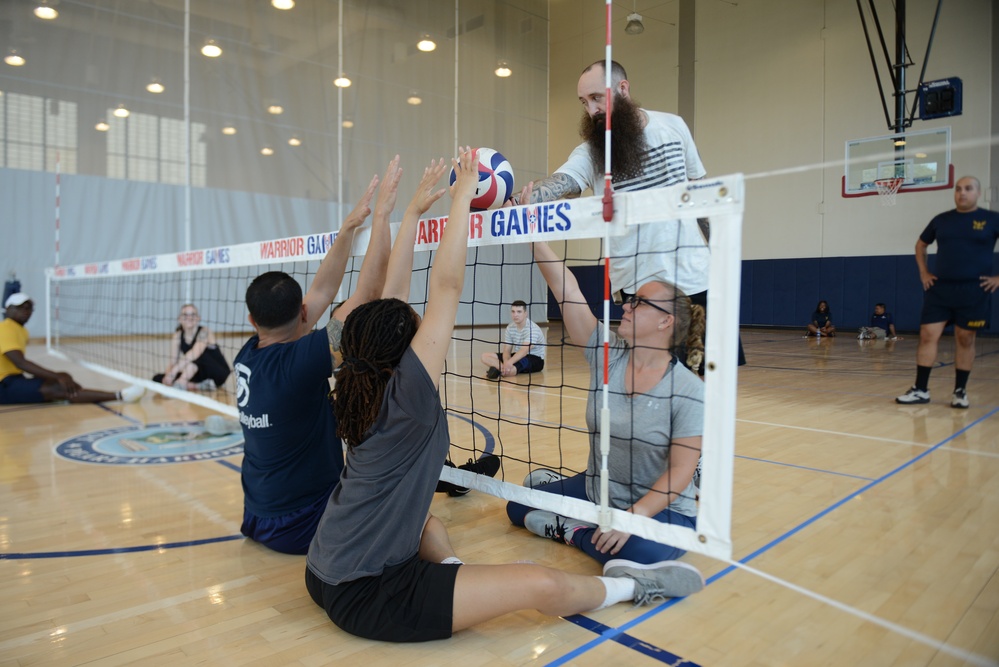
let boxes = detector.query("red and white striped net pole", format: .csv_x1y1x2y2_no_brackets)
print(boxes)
598,0,615,530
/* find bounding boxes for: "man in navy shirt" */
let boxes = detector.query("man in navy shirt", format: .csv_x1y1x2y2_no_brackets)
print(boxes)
235,167,391,554
896,176,999,408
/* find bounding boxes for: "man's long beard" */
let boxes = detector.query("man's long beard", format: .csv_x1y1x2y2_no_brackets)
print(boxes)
580,94,648,182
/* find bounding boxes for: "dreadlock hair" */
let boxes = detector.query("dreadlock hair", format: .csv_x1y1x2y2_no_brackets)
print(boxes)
332,298,419,451
664,283,706,374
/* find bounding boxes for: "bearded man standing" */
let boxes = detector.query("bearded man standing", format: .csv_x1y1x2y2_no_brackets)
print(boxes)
516,60,706,301
514,60,743,372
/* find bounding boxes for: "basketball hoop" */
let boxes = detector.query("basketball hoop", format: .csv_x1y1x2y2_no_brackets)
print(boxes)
874,178,904,206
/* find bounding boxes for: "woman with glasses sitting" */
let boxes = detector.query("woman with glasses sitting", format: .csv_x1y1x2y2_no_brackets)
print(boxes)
506,222,705,574
154,304,231,391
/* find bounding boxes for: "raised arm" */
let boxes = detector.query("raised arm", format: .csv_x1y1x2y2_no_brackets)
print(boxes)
301,174,379,332
335,156,402,323
532,240,597,347
382,158,448,302
410,149,477,386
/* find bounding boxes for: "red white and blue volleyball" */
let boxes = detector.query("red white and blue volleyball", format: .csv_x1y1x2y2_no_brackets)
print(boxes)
449,147,514,211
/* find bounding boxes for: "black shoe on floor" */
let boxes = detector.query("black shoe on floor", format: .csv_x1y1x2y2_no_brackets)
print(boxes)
436,455,501,496
486,367,501,380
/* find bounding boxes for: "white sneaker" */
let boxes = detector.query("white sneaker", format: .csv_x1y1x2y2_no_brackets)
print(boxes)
204,415,242,435
604,558,705,602
196,379,218,391
119,385,145,403
895,387,930,404
951,388,969,409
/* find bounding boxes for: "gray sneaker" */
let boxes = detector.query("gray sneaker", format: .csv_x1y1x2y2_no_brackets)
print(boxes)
523,510,595,546
522,468,567,488
196,378,218,391
604,558,705,602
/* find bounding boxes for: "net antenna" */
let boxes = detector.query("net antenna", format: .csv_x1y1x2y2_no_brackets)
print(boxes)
597,0,615,534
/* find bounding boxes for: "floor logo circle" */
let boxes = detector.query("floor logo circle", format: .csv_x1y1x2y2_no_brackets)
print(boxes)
55,421,244,465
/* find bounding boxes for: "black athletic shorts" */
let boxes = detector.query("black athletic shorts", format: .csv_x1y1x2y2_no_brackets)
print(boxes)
305,555,459,642
921,280,991,329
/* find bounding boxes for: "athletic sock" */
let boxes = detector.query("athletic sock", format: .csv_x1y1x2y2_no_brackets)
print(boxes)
595,575,635,609
915,365,932,392
954,369,970,392
441,556,463,565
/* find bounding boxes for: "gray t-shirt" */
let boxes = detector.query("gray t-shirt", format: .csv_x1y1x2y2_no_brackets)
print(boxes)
306,347,449,584
582,327,703,518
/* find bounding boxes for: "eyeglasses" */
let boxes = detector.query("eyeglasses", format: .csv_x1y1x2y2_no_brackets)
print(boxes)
180,311,199,317
624,294,672,315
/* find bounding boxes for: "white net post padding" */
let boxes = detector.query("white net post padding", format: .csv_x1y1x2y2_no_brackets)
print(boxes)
47,173,744,561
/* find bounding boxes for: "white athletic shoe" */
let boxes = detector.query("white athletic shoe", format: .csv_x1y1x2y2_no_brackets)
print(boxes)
951,388,969,409
603,558,705,602
196,379,218,391
204,415,242,435
895,386,930,404
119,385,145,403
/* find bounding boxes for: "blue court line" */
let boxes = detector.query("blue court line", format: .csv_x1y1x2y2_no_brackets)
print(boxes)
734,455,876,481
546,405,999,666
561,614,701,666
0,534,244,560
96,402,144,424
216,459,242,473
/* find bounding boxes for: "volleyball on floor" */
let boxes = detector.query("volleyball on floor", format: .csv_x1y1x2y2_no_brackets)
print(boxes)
449,147,514,211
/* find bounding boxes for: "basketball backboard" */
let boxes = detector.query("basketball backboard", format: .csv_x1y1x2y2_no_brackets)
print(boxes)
842,126,953,198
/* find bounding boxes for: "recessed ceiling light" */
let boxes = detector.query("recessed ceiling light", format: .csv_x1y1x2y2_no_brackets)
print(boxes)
272,0,295,9
34,3,58,20
146,79,164,94
113,104,130,118
95,120,110,132
334,75,351,88
417,34,436,52
267,103,284,115
221,126,237,135
201,39,222,58
4,50,26,67
494,61,512,77
342,120,354,128
406,94,422,105
261,147,274,156
288,136,301,146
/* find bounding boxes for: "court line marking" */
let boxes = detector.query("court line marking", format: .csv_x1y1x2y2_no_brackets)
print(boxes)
549,406,999,667
0,534,244,560
740,418,999,459
0,574,259,652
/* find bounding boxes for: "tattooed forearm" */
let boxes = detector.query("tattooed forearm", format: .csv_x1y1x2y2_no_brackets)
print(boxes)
510,173,581,205
530,174,581,203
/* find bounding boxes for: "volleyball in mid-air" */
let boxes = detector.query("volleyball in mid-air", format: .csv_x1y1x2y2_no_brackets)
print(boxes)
449,147,514,211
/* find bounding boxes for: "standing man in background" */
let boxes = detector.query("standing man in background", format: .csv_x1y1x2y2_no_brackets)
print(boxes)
896,176,999,408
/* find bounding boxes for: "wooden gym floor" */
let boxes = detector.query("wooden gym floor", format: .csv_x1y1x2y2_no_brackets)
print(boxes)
1,326,997,666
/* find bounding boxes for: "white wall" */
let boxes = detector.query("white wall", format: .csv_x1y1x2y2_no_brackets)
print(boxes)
549,0,994,261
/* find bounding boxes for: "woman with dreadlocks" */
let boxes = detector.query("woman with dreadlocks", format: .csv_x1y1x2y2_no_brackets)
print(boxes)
506,190,705,573
304,151,703,643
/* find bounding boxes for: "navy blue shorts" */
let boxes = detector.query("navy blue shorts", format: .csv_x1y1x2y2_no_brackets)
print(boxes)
0,374,45,404
921,281,991,329
241,484,335,555
514,354,545,374
305,554,459,642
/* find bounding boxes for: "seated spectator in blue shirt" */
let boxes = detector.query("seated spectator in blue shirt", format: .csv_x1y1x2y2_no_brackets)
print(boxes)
859,303,897,340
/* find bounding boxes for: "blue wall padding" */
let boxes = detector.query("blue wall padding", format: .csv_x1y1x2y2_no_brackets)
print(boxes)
551,254,999,334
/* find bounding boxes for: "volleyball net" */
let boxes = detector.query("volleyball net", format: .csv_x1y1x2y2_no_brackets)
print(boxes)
45,174,743,561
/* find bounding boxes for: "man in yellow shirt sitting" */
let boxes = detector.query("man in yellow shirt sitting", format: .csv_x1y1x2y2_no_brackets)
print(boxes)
0,293,144,405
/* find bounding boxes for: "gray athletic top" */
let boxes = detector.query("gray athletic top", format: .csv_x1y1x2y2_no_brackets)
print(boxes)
582,327,703,518
306,347,449,585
